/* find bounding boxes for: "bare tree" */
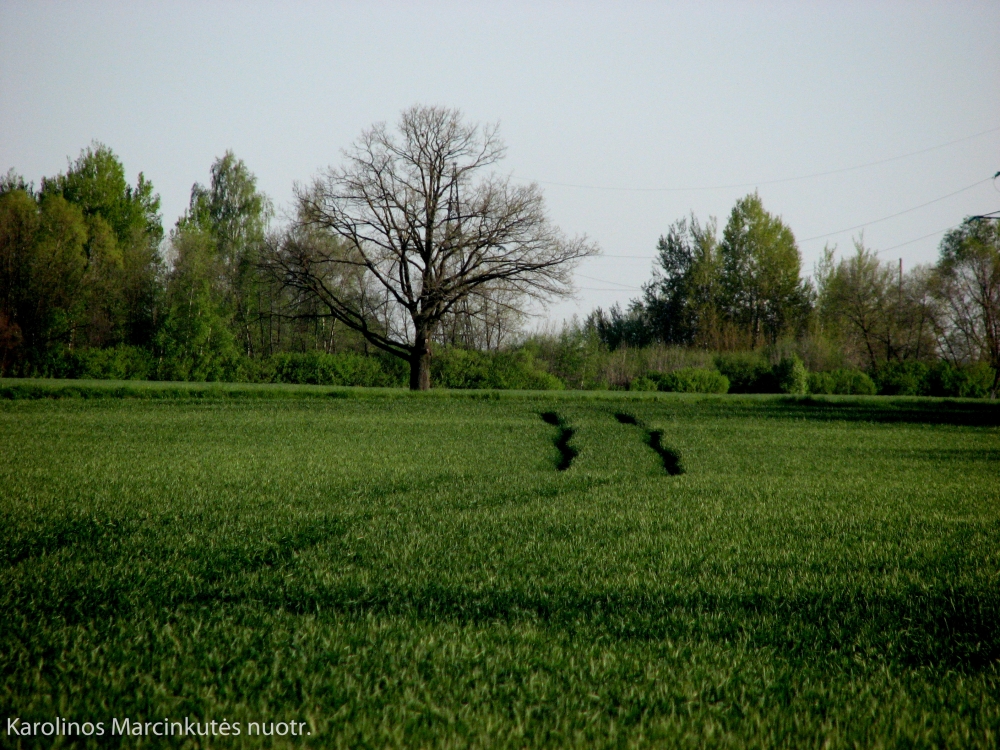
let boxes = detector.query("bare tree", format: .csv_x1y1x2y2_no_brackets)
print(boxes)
270,105,597,389
437,280,528,351
933,218,1000,397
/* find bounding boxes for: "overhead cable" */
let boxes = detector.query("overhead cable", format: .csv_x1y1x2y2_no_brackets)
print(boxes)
574,272,643,291
514,125,1000,193
877,227,954,254
797,178,990,242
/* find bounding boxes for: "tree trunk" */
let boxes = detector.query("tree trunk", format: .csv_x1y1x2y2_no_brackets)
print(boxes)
409,328,432,390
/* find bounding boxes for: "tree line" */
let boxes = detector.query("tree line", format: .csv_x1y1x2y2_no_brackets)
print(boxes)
1,107,595,389
587,194,999,397
1,109,998,395
0,144,367,381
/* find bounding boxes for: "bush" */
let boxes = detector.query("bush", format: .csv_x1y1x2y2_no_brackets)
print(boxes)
872,361,930,396
808,369,877,396
867,360,998,398
654,368,729,394
841,369,876,396
926,361,996,399
153,347,251,384
268,351,404,387
714,353,777,393
773,355,808,395
432,348,564,390
520,326,608,390
74,345,157,381
629,376,658,392
11,345,157,380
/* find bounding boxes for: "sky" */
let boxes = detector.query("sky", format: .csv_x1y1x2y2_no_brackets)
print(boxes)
2,0,998,327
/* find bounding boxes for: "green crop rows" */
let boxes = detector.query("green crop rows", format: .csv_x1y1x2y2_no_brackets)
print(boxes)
1,388,998,748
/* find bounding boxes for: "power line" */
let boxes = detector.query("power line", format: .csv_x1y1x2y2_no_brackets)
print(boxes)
580,172,998,266
574,272,642,291
797,178,990,242
878,227,953,254
588,254,654,260
515,125,1000,193
591,180,992,258
585,225,975,293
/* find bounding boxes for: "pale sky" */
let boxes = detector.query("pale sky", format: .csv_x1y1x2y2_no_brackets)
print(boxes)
2,1,998,326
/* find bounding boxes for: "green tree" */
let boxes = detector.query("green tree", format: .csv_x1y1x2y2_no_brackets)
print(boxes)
642,215,721,347
0,169,34,199
817,238,936,370
42,143,162,248
34,194,89,328
585,302,651,350
79,214,127,346
933,218,1000,397
0,190,89,367
22,195,89,360
718,193,806,347
41,143,164,348
816,240,892,368
157,226,240,381
181,151,272,357
0,189,39,372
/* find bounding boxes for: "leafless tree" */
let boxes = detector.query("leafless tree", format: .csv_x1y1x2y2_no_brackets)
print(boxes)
437,280,528,351
932,218,1000,397
268,105,597,389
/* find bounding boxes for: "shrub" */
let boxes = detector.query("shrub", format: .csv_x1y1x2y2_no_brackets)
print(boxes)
13,345,157,381
773,355,808,395
519,326,607,389
432,348,564,390
153,347,250,383
74,345,157,381
29,346,76,379
629,376,658,392
807,372,832,395
268,351,403,387
855,360,997,398
654,368,729,394
714,352,777,393
926,361,996,399
872,361,930,396
808,369,877,396
841,369,877,395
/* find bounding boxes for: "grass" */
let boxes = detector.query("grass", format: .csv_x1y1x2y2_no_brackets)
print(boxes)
0,386,998,747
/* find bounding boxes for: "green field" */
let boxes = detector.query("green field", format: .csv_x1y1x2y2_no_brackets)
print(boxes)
1,384,999,748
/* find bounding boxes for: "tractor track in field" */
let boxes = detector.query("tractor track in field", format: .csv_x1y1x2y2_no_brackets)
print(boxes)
540,411,579,471
614,412,684,475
